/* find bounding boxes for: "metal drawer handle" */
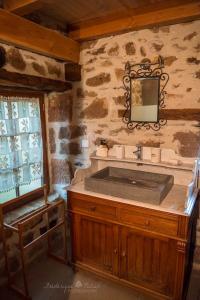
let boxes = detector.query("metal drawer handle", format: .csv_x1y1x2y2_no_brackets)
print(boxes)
90,206,96,212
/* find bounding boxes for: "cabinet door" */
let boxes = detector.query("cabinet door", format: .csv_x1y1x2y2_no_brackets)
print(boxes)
120,227,177,297
71,214,118,275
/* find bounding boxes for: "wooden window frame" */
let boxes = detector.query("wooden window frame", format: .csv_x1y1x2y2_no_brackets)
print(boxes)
0,90,49,213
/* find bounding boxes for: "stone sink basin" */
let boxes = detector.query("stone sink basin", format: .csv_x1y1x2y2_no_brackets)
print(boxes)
85,167,174,205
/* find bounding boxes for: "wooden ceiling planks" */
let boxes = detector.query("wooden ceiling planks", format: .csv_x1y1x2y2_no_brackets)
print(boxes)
0,8,80,62
22,0,191,25
21,0,200,26
4,0,43,16
34,0,145,24
68,1,200,41
1,0,200,56
12,0,198,41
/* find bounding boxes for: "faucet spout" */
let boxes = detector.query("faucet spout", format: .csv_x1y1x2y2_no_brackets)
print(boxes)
133,145,142,160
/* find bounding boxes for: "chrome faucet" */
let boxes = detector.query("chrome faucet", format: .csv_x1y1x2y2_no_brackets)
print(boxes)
133,144,142,160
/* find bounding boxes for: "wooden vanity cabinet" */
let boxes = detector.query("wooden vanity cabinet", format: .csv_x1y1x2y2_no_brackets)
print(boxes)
68,191,198,300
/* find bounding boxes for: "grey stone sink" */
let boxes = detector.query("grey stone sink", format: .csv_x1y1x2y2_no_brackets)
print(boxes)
85,167,174,205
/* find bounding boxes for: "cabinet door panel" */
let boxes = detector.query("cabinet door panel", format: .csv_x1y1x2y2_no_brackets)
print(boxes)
120,227,176,296
72,214,118,275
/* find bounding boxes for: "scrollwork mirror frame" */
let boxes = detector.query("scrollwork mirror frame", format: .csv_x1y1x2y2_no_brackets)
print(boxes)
123,55,169,131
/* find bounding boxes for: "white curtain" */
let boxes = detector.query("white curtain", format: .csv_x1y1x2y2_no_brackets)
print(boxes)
0,96,43,194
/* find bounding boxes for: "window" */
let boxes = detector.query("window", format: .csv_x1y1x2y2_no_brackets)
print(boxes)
0,92,48,206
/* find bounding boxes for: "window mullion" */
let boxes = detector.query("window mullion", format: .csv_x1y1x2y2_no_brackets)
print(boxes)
7,101,19,198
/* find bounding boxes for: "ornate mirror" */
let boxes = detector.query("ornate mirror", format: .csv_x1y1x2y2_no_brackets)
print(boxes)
123,56,169,131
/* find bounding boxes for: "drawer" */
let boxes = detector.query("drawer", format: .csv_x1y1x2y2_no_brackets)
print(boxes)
70,197,117,221
120,208,178,237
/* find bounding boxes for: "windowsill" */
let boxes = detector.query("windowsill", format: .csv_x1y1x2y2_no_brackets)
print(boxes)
4,192,60,225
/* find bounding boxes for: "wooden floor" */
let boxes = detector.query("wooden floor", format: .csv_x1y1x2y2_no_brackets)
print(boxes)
0,256,199,300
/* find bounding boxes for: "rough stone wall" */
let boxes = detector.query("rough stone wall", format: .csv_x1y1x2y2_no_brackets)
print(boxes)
47,91,88,198
72,20,200,269
0,42,73,196
0,42,65,80
73,20,200,161
0,43,69,284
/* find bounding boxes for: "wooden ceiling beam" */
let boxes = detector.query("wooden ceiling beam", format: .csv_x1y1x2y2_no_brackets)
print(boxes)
0,68,72,92
65,63,81,81
0,9,80,63
118,109,200,121
4,0,43,16
69,2,200,41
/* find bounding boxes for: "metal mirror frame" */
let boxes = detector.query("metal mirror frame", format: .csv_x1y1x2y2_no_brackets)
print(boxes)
123,56,169,131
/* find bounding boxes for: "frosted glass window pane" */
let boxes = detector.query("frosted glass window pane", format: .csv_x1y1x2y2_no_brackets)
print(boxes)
0,190,17,204
0,95,44,204
19,179,42,196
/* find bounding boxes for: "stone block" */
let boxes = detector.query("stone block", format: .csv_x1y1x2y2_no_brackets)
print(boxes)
80,98,108,119
49,128,56,154
86,73,110,86
48,93,73,122
59,127,70,139
69,142,81,155
115,68,124,81
164,56,177,66
151,42,164,51
108,43,119,56
70,125,86,139
45,61,61,78
173,131,200,157
60,142,81,155
140,46,147,57
125,42,136,55
6,48,26,71
32,62,46,76
113,95,125,105
76,88,97,98
51,159,73,184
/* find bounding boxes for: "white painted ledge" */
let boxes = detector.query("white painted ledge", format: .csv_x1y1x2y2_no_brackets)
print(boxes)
90,155,194,172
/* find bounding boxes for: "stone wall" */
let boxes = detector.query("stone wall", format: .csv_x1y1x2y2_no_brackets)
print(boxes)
0,42,74,196
73,20,200,162
72,20,200,269
0,43,70,284
1,42,65,80
47,90,88,198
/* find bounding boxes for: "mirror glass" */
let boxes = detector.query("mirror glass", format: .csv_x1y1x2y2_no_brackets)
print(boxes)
130,77,159,122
